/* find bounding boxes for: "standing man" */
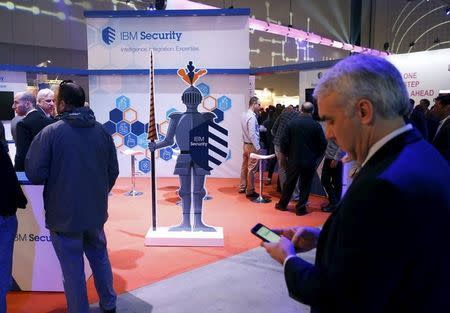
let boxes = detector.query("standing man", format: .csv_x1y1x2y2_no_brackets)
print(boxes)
271,105,299,191
320,139,345,212
0,144,27,313
262,55,450,312
239,96,261,198
25,80,119,313
12,91,53,171
275,102,327,216
430,95,450,162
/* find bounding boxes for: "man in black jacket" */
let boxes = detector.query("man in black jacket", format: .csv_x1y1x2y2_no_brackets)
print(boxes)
0,145,27,313
13,91,53,171
275,102,327,215
262,55,450,313
430,94,450,162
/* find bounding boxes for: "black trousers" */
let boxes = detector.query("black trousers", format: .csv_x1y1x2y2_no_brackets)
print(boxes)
279,164,315,209
321,158,343,205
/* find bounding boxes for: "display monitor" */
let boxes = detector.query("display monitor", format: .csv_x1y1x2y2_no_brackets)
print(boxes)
0,91,14,120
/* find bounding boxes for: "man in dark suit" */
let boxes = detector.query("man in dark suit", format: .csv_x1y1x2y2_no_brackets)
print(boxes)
12,91,53,171
262,55,450,312
409,98,429,140
0,144,27,313
430,95,450,162
275,102,327,215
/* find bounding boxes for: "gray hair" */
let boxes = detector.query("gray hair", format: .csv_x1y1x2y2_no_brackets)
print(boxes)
313,54,410,119
36,88,54,103
301,101,314,114
18,91,36,106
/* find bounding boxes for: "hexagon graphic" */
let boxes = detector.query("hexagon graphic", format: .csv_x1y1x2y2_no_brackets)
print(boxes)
165,108,179,119
158,133,166,142
131,121,145,136
139,158,151,173
112,133,124,148
115,95,131,111
124,133,138,148
124,108,137,123
202,96,217,112
116,121,131,136
160,147,173,161
158,120,169,136
217,96,232,111
197,83,210,97
103,121,116,135
109,108,123,123
212,108,224,123
99,76,122,93
137,133,149,149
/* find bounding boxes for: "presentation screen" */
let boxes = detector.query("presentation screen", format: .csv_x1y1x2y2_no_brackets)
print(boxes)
0,91,14,120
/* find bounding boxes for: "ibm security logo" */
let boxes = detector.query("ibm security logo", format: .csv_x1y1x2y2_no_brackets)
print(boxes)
101,26,183,46
102,26,116,45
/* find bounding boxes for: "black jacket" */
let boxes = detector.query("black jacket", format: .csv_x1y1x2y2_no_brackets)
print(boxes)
432,118,450,163
0,145,27,216
14,110,53,171
284,130,450,313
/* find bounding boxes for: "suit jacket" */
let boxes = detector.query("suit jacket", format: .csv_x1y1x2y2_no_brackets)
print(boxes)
0,145,27,216
284,129,450,313
409,108,428,140
14,110,53,171
280,115,327,169
432,117,450,163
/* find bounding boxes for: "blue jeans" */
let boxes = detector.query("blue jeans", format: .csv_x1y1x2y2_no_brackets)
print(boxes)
50,228,116,313
0,215,18,313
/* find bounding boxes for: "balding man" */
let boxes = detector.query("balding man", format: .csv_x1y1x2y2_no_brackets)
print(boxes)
12,91,53,171
275,102,327,215
36,88,56,118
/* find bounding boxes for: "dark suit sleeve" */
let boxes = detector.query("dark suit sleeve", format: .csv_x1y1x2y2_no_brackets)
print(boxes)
283,179,411,311
106,132,119,192
24,128,52,184
14,121,33,171
433,124,450,163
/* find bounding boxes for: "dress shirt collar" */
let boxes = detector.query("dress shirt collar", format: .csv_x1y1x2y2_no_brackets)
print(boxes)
25,108,37,117
361,124,413,168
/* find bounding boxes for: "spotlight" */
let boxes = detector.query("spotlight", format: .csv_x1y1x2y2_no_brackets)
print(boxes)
409,41,415,47
383,42,390,51
154,0,166,10
434,37,440,44
446,7,450,16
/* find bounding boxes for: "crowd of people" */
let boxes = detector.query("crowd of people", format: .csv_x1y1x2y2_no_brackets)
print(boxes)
1,54,449,313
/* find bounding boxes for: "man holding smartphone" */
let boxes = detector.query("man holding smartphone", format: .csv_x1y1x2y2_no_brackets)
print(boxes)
262,55,450,312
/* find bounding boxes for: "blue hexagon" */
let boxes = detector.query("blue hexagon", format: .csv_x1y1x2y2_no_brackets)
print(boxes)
197,83,210,97
139,158,151,173
158,133,166,142
117,121,131,136
160,147,173,161
124,133,138,148
212,108,224,123
115,95,131,111
165,108,179,119
103,121,116,135
109,108,123,123
217,96,232,111
131,121,145,136
137,133,149,149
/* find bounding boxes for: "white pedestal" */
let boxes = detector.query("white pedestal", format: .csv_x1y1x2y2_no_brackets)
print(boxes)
145,227,224,247
13,181,92,291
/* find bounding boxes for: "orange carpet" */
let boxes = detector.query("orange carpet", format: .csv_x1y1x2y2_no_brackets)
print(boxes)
7,177,330,313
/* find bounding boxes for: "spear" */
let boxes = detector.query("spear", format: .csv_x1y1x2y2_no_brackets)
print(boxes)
148,50,158,231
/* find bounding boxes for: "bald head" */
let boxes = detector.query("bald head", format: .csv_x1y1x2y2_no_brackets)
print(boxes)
301,101,314,114
13,91,36,116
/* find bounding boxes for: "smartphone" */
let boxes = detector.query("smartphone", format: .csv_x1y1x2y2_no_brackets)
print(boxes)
251,223,281,243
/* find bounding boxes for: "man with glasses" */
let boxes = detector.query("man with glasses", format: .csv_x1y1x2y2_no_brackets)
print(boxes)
25,81,119,313
12,91,53,171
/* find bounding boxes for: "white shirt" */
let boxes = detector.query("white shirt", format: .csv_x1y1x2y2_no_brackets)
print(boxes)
25,108,37,117
434,115,450,141
361,124,413,168
241,109,260,150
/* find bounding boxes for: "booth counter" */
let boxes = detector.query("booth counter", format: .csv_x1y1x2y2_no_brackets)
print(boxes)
13,172,92,292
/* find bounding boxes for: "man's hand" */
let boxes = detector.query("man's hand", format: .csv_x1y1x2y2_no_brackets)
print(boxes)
272,226,320,252
148,142,157,152
262,236,296,264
